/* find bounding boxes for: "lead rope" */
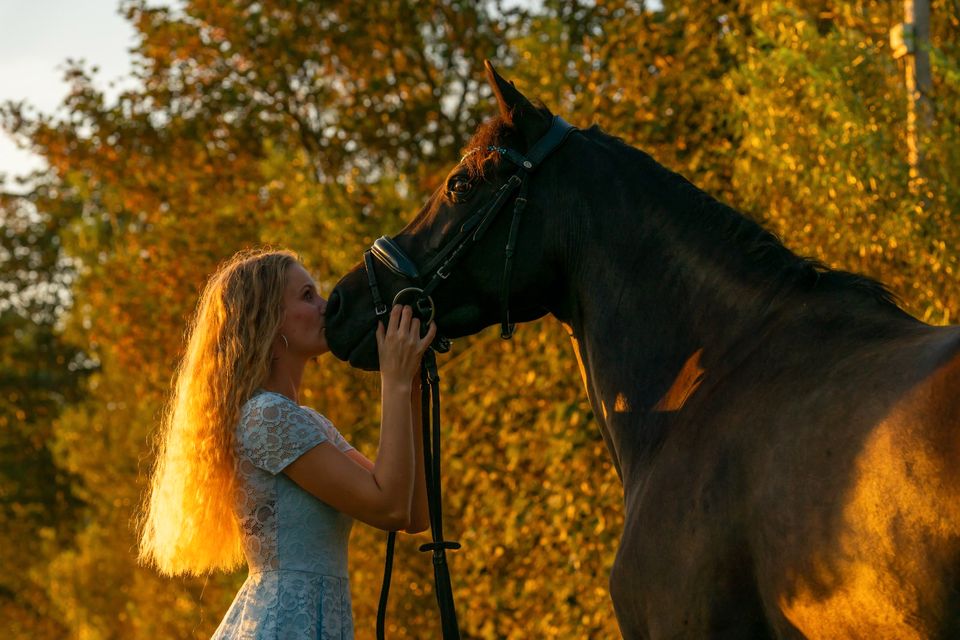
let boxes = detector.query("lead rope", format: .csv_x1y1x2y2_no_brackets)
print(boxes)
377,348,461,639
376,531,396,639
418,349,462,638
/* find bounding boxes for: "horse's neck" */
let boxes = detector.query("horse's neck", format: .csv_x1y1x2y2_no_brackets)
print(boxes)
556,193,793,479
547,143,921,480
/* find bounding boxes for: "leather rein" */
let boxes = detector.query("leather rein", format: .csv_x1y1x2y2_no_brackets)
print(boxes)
365,115,577,639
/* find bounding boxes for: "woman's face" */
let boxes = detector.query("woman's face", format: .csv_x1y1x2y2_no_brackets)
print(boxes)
277,262,328,358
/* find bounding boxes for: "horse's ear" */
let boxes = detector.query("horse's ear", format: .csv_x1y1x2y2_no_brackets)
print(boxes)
484,60,551,149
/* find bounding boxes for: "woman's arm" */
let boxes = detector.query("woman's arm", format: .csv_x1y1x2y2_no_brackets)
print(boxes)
284,432,410,531
405,375,430,534
327,378,428,533
284,305,435,531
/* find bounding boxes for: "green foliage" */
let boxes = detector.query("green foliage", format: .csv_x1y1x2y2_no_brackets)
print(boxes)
2,0,958,638
0,186,91,638
728,3,959,323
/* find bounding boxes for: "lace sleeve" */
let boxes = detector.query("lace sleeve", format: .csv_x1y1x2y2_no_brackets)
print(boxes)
303,407,354,454
238,393,328,474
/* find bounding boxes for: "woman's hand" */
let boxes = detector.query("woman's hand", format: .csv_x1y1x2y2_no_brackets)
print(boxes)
376,305,437,386
287,305,435,532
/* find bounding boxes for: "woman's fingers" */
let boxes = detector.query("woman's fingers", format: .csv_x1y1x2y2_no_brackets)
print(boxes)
418,321,437,351
376,318,385,346
387,304,403,334
380,305,437,373
397,304,413,337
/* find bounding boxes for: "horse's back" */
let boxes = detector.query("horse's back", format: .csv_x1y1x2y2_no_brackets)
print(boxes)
768,324,960,639
609,320,960,639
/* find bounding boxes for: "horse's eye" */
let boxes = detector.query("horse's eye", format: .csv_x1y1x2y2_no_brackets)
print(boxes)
446,176,473,201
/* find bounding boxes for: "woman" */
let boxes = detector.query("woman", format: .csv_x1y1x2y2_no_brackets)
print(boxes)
138,248,433,638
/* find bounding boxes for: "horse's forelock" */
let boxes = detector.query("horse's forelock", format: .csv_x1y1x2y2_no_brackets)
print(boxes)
459,99,556,179
460,116,513,179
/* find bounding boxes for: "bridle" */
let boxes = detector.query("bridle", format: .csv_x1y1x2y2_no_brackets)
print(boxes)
366,115,577,640
364,115,577,343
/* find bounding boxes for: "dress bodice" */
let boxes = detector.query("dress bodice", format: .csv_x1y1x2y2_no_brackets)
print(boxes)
212,390,357,639
233,389,355,576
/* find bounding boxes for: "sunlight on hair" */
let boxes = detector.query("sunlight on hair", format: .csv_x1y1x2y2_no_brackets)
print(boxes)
137,248,299,575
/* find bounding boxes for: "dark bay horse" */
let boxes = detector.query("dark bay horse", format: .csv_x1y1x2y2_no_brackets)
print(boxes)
324,62,960,639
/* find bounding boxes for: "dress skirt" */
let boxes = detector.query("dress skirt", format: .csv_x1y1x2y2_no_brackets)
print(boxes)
211,569,354,640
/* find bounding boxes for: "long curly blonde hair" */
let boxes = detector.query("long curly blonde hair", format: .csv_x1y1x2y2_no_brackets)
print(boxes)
138,248,299,575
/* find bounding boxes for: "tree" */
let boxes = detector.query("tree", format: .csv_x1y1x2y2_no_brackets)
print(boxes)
728,3,959,323
0,183,92,638
2,0,957,637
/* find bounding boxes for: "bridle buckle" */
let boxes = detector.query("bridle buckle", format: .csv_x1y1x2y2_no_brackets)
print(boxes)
392,287,436,325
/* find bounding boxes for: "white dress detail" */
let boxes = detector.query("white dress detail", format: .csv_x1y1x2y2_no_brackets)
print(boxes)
211,390,356,639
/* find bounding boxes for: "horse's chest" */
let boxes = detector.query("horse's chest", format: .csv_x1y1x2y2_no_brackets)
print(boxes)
610,430,762,636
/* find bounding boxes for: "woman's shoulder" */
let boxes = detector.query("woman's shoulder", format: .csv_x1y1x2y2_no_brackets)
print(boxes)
240,389,295,424
241,390,324,425
244,388,291,409
300,404,334,426
238,391,351,457
235,391,333,473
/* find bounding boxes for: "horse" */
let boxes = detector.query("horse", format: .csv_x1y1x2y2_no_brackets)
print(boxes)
324,61,960,639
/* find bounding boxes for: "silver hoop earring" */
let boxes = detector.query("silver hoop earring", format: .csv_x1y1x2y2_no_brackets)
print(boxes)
281,334,289,350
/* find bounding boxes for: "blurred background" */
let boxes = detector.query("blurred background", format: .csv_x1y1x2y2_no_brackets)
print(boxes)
1,1,957,638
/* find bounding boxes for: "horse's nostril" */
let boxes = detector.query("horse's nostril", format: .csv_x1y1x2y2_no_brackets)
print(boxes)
326,289,342,320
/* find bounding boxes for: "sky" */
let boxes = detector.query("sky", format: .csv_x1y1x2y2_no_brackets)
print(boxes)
0,1,140,188
0,1,664,190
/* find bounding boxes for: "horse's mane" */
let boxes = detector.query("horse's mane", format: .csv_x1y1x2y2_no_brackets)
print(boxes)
594,126,902,310
461,116,900,310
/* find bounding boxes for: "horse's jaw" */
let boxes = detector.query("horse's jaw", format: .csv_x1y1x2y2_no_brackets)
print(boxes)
342,329,380,371
431,304,487,340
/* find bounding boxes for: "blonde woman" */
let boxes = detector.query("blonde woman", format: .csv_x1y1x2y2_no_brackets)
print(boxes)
138,248,433,638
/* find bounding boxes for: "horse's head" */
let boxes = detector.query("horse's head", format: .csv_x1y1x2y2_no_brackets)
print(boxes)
325,62,580,370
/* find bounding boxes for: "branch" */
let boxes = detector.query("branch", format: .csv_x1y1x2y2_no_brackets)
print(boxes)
0,189,36,200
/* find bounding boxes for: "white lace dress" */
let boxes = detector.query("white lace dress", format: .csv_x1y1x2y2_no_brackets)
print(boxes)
211,389,356,640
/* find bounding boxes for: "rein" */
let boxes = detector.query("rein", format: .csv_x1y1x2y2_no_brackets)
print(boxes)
377,349,458,639
370,115,577,639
